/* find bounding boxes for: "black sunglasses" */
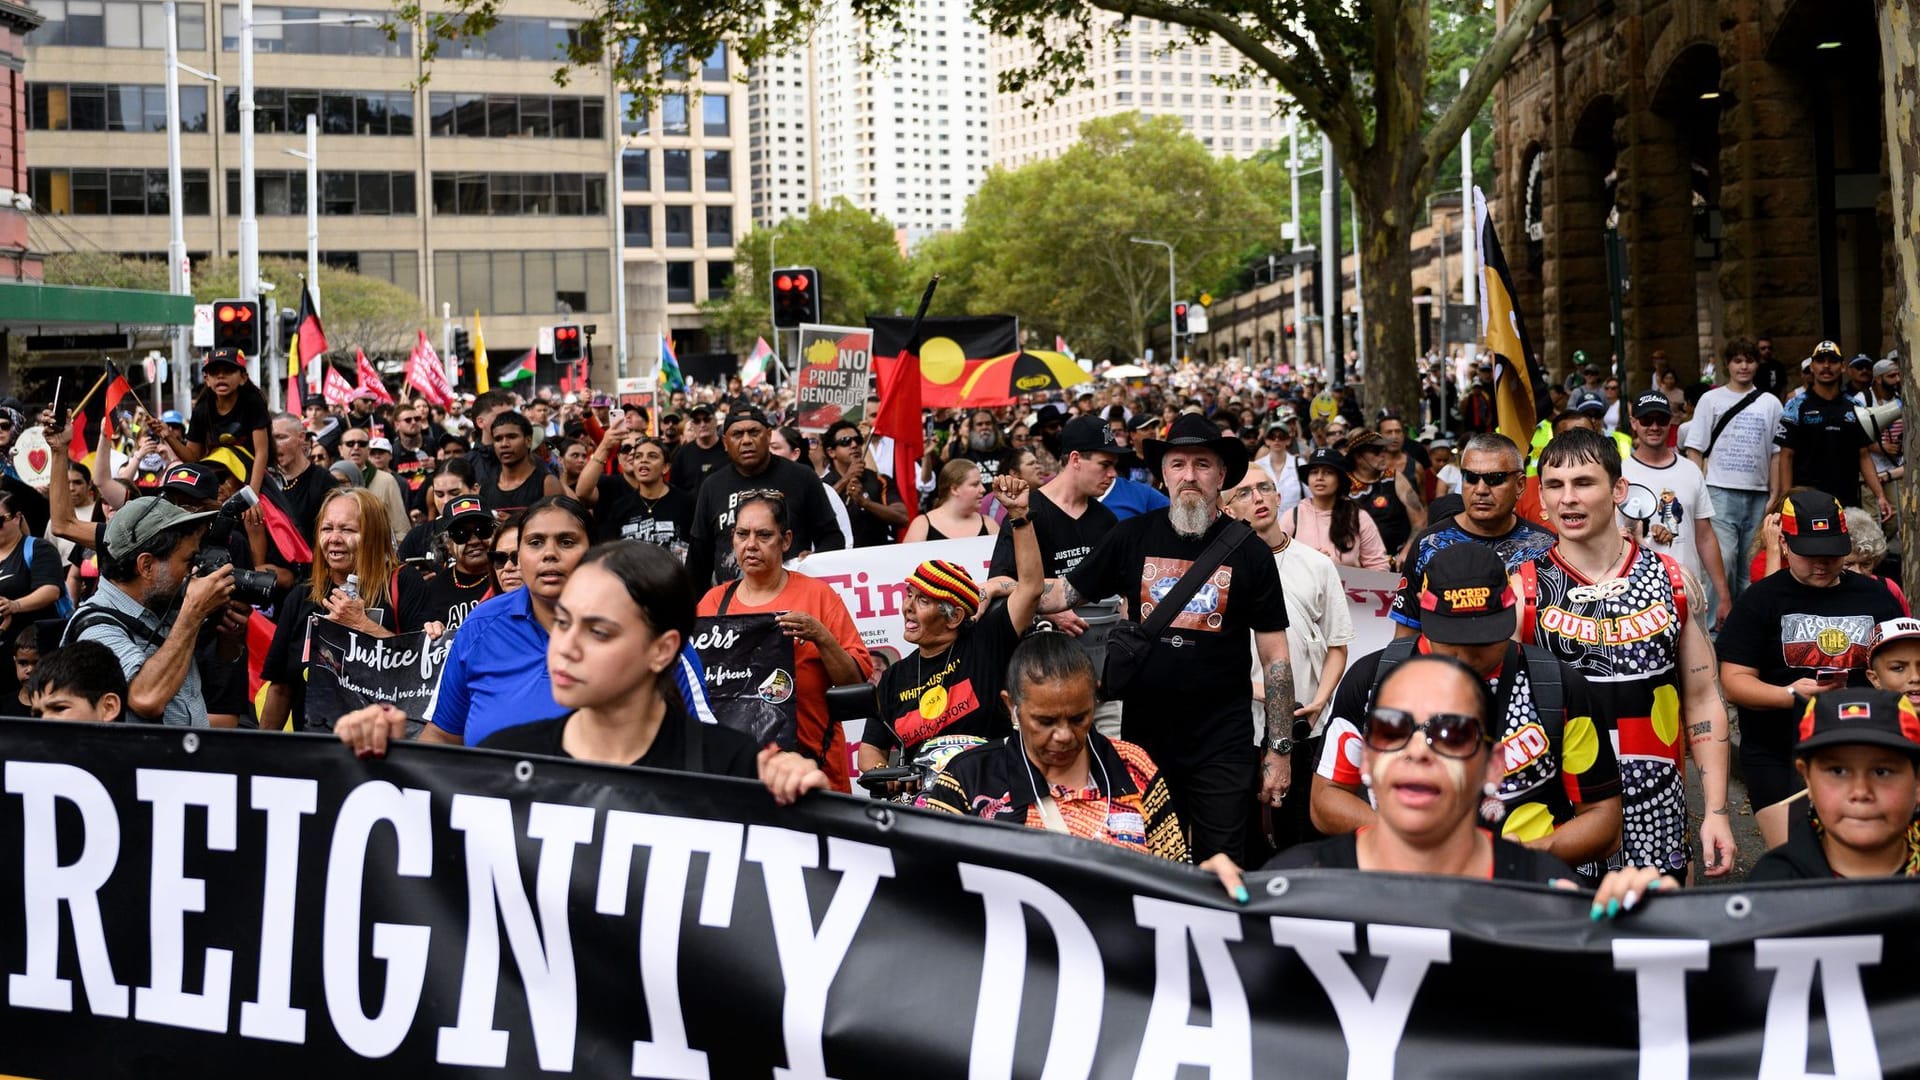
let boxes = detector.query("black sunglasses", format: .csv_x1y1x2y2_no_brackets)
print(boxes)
489,549,518,567
619,442,649,455
1460,468,1519,488
1365,708,1489,759
341,439,369,448
832,436,863,449
449,520,498,544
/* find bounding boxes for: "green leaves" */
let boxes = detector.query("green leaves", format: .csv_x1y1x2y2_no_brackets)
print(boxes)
701,199,914,343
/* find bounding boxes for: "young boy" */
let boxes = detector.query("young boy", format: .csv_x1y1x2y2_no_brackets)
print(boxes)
11,635,37,711
1748,687,1920,881
1866,617,1920,696
25,640,127,722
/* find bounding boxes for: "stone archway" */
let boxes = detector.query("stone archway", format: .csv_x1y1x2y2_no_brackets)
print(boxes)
1543,95,1618,385
1628,41,1723,386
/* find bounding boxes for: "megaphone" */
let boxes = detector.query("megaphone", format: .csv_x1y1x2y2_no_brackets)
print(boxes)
1859,400,1902,443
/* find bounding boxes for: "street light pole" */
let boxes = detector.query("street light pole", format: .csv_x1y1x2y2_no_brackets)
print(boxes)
767,233,780,384
238,0,257,386
164,0,218,415
1129,237,1175,363
1288,117,1303,373
283,117,319,312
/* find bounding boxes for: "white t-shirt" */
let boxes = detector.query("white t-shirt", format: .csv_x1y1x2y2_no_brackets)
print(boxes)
1682,384,1782,491
1620,453,1714,583
1249,536,1356,740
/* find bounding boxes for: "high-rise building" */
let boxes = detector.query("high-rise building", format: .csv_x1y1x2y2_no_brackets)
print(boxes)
746,0,990,243
988,20,1285,168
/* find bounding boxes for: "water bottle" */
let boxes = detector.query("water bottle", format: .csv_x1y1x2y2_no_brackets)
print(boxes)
343,574,360,601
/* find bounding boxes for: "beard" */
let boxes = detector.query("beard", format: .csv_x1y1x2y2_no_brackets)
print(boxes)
1168,489,1216,539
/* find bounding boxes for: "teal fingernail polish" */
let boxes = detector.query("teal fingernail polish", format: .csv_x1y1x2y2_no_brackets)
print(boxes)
1233,885,1250,904
1589,903,1604,921
1606,898,1621,918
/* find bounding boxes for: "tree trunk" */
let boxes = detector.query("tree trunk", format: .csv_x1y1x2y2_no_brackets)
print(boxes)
1354,183,1424,421
1879,0,1919,602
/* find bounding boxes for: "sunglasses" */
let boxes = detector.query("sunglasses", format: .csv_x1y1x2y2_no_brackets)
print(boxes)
1460,468,1519,488
489,549,519,568
1365,708,1489,759
341,439,369,448
832,436,863,449
449,521,498,544
619,442,649,455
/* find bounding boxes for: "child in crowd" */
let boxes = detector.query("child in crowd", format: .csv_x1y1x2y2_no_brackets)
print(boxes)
1748,686,1920,881
25,640,126,723
1866,618,1920,696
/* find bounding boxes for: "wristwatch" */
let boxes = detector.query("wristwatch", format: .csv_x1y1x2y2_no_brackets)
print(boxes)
1008,516,1031,529
1266,735,1294,755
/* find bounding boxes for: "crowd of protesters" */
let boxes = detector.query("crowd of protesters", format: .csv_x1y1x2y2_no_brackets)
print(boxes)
0,327,1913,897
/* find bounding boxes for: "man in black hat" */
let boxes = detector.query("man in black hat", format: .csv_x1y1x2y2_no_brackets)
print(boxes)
1312,542,1624,871
685,405,845,588
1044,412,1292,863
670,404,728,493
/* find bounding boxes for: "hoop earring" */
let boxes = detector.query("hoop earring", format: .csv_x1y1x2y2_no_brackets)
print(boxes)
1479,781,1507,824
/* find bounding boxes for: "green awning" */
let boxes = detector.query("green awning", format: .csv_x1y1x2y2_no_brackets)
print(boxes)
0,282,194,331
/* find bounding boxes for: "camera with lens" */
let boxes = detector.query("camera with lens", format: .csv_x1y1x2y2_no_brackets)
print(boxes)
195,487,277,607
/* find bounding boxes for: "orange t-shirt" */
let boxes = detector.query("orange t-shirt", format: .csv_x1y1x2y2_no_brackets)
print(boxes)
698,571,871,792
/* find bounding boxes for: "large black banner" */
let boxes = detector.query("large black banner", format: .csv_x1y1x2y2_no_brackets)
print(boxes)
1,719,1918,1078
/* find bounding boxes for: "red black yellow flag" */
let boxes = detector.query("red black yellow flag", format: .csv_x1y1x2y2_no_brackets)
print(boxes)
1473,187,1552,449
869,315,1020,408
287,281,327,412
68,365,132,472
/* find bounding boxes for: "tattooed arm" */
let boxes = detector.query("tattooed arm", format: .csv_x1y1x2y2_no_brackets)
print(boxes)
1678,567,1737,877
1037,577,1082,614
1257,629,1296,805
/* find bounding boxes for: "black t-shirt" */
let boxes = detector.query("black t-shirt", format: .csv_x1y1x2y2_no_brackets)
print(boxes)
961,447,1005,485
1775,390,1873,506
268,463,340,542
987,490,1118,582
390,449,434,517
187,384,271,473
1264,829,1574,884
832,468,902,548
670,440,730,493
262,578,395,732
594,474,694,550
395,565,493,634
0,537,64,671
1066,512,1287,730
869,603,1024,759
686,457,846,588
480,463,551,517
478,708,759,778
1715,570,1907,755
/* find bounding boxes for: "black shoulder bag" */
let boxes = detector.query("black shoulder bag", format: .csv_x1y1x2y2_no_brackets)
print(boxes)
1099,519,1254,701
1701,387,1765,459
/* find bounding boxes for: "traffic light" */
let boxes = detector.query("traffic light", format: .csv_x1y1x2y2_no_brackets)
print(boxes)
1173,301,1190,336
212,298,261,355
1284,322,1296,340
278,306,300,350
452,328,471,360
553,324,582,363
771,267,820,329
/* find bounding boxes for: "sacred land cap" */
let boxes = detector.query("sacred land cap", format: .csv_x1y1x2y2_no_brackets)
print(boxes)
1416,542,1519,646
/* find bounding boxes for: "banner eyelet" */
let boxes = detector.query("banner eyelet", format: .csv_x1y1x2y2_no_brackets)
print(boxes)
866,805,896,832
513,760,535,783
181,732,199,754
1724,894,1752,919
1264,876,1290,898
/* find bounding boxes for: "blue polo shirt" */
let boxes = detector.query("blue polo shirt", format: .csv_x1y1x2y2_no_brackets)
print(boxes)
426,587,713,745
1099,477,1170,521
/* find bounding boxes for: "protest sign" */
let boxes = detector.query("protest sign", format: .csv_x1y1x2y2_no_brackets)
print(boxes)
1,721,1917,1079
794,324,873,433
689,612,798,748
303,618,450,736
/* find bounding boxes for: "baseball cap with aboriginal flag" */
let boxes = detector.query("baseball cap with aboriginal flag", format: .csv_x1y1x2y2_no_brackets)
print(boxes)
1780,490,1851,557
1415,543,1518,645
1796,688,1920,760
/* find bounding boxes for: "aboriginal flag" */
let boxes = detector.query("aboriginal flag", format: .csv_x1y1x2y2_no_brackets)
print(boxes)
68,365,132,472
287,282,327,412
1473,187,1551,448
869,315,1020,408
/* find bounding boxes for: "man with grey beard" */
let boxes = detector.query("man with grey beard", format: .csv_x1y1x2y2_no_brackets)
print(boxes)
1043,413,1294,863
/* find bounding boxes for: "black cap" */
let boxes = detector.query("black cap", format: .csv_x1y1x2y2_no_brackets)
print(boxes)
159,462,220,504
1414,543,1519,645
1796,688,1920,759
687,404,715,420
722,405,770,433
1849,353,1873,369
1630,391,1673,420
1141,413,1249,487
1296,446,1350,487
1059,414,1122,457
442,494,490,523
203,348,245,373
1810,340,1844,361
1780,490,1850,557
1034,404,1066,425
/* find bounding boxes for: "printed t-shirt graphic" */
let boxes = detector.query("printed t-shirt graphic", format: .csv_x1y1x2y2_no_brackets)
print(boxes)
870,603,1023,757
1140,556,1233,632
1519,542,1689,872
1779,611,1876,671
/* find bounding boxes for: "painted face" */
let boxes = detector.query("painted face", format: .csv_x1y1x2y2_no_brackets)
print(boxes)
1363,665,1494,847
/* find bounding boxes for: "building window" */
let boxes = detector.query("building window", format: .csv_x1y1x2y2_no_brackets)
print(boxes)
701,95,728,136
30,0,204,48
702,44,727,81
623,205,651,247
618,92,648,135
705,206,732,247
30,167,210,215
446,15,581,61
432,249,610,316
707,260,732,298
662,150,691,192
661,94,688,136
223,169,415,215
225,88,411,135
663,205,693,247
30,84,208,133
622,150,649,191
703,150,730,192
429,172,606,216
425,93,601,139
221,5,409,55
666,261,694,303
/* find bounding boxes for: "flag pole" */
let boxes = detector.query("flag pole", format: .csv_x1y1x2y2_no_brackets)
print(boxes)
66,367,113,419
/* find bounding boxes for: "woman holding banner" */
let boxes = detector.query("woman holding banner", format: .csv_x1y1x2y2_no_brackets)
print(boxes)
697,492,870,792
260,488,398,732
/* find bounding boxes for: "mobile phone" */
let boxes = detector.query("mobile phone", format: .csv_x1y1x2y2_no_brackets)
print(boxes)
1814,667,1850,686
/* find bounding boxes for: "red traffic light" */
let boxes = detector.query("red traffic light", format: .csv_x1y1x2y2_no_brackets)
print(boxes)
216,303,252,324
791,273,810,291
1174,303,1188,316
555,326,578,342
775,274,793,292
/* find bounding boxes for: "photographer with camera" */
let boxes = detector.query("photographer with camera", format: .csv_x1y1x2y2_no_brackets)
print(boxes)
65,497,235,727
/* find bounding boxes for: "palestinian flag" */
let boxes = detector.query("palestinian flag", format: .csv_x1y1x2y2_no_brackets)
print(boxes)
287,282,326,412
741,337,774,386
1473,187,1552,449
498,347,535,386
868,315,1019,408
69,366,133,472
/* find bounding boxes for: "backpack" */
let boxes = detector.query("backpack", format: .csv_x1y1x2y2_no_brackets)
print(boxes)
1366,635,1564,729
23,536,75,618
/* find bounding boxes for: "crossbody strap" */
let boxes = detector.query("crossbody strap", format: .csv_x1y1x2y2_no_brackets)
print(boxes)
714,578,743,616
1702,388,1765,459
1138,519,1254,640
